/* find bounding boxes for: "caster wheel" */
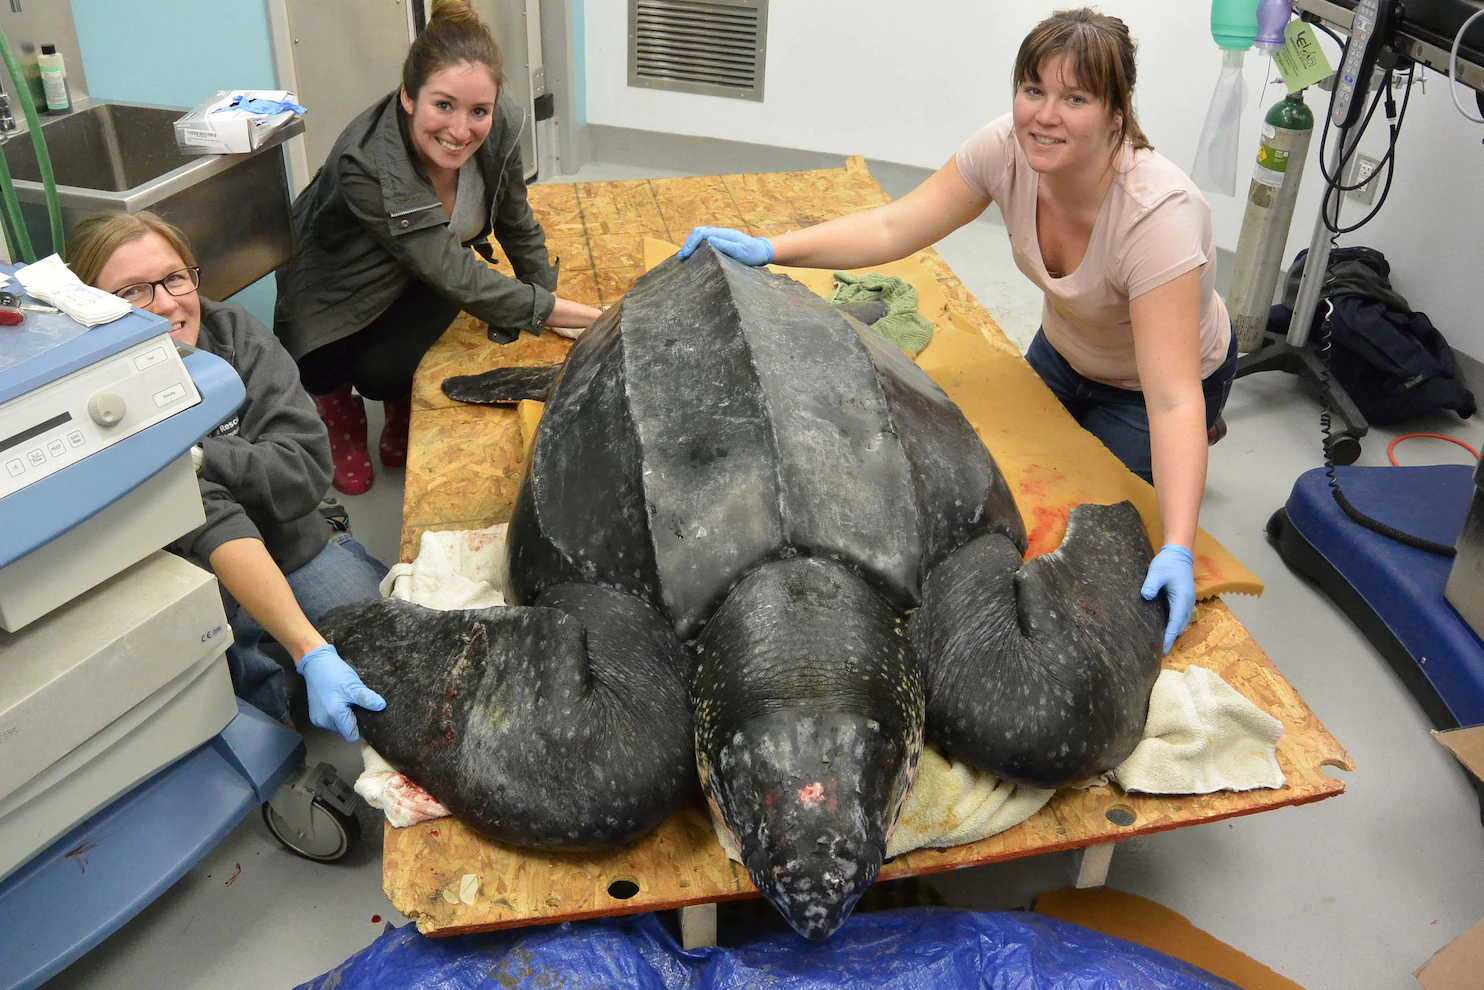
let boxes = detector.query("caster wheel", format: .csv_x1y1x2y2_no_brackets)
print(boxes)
262,798,361,862
1324,433,1361,465
1265,508,1289,545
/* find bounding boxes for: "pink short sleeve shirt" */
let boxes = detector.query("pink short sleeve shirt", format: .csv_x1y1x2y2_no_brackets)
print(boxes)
956,114,1231,390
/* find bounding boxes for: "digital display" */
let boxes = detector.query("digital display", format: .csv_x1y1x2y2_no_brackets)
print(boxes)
0,411,73,454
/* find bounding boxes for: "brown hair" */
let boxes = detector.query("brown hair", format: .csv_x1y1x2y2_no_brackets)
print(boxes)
1013,8,1152,153
65,211,197,288
402,0,504,99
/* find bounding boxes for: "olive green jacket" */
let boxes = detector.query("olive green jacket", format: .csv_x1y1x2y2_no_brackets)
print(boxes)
273,89,558,359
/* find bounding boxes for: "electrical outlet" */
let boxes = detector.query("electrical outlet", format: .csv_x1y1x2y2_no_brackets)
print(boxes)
1349,153,1382,205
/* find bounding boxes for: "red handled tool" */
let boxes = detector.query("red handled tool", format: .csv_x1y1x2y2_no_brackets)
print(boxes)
0,292,23,326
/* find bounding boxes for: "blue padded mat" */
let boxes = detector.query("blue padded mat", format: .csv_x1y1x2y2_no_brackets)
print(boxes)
1282,464,1484,727
297,908,1239,990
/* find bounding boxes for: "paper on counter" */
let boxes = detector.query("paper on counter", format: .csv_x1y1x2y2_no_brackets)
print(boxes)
14,255,130,327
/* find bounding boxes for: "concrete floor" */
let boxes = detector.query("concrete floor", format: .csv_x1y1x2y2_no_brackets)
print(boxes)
41,157,1484,989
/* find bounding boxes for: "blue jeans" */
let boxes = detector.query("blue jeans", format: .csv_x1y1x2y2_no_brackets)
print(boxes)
1025,329,1238,483
223,533,388,721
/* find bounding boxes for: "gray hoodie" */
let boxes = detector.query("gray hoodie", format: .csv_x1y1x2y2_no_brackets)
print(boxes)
273,88,559,358
171,299,332,575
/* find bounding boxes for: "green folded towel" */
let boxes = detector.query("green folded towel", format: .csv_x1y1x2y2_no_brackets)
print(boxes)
827,271,935,356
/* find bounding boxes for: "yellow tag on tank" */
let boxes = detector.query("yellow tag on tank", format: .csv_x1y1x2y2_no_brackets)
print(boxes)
1273,22,1333,93
1253,145,1291,188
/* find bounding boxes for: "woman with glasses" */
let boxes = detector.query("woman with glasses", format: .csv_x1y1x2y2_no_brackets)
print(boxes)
273,0,602,496
66,211,390,745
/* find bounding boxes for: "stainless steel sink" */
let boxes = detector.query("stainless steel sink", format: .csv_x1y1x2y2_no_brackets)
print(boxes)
2,101,304,300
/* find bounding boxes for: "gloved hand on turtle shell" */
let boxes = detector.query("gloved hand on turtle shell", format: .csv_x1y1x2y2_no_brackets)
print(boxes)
678,226,774,266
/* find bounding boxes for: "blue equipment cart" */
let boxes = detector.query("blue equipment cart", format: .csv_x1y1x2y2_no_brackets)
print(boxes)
0,271,353,990
1269,464,1484,822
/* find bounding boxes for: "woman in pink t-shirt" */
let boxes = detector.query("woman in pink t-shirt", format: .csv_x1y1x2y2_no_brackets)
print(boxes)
677,9,1236,654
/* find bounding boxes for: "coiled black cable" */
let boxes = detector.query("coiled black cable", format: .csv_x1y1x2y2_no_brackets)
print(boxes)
1321,65,1415,235
1296,15,1455,555
1316,302,1459,557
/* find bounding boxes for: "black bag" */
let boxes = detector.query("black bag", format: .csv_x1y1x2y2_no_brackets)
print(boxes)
1268,247,1476,427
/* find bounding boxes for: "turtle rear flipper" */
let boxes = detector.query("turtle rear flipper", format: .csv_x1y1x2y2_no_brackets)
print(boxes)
442,364,563,404
911,501,1165,788
321,586,694,848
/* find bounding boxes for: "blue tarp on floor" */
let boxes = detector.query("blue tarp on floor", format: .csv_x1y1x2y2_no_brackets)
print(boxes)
298,907,1238,989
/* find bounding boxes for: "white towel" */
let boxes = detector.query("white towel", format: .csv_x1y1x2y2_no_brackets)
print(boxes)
888,749,1057,856
360,526,1287,847
1111,666,1287,794
359,524,513,829
378,523,509,610
355,744,451,828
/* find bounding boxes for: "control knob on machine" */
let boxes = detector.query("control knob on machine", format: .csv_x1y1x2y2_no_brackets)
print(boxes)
87,391,127,427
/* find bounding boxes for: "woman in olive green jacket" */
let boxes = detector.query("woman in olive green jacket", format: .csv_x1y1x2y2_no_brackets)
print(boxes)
274,0,599,494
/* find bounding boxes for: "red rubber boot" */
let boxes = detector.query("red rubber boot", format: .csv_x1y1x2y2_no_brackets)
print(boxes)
379,394,412,468
312,384,374,495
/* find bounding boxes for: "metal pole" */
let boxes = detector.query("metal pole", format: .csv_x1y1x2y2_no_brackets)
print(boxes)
1285,123,1364,348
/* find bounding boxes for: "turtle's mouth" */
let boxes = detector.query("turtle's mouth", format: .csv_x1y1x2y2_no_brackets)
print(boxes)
748,840,868,940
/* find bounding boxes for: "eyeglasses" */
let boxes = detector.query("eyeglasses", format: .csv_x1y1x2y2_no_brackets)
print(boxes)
112,267,201,306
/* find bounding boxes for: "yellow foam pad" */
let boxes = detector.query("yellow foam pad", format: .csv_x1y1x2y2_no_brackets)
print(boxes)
518,239,1261,600
516,399,544,462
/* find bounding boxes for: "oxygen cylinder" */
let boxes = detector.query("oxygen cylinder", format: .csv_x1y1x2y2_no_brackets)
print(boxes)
1227,91,1314,352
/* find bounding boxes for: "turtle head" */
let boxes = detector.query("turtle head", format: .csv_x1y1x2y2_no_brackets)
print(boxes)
691,556,923,939
711,708,911,939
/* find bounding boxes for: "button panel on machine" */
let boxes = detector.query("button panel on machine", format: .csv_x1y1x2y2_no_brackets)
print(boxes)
0,336,201,501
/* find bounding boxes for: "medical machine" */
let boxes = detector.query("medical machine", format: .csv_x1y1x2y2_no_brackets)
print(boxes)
0,271,353,990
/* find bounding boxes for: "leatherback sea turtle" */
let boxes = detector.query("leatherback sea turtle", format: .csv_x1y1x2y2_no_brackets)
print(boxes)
323,245,1165,939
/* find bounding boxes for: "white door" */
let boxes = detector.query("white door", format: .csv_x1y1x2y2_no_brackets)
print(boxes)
469,0,542,180
282,0,540,180
283,0,414,175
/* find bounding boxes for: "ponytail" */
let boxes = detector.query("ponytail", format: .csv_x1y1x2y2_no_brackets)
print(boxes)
402,0,504,98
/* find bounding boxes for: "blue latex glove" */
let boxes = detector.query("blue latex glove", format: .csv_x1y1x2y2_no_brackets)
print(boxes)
677,226,774,266
215,94,307,116
1141,544,1196,654
297,644,386,742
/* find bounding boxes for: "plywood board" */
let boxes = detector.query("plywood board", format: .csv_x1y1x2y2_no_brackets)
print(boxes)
383,592,1349,936
394,161,1345,936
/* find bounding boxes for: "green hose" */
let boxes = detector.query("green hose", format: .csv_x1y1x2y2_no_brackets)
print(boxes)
0,29,63,257
0,147,35,262
0,209,18,262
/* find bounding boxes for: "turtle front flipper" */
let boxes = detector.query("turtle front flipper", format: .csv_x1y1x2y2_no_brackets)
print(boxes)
321,585,694,848
693,556,923,940
442,364,563,404
911,501,1165,788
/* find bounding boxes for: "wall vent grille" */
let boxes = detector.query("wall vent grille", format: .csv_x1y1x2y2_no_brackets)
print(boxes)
629,0,767,101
